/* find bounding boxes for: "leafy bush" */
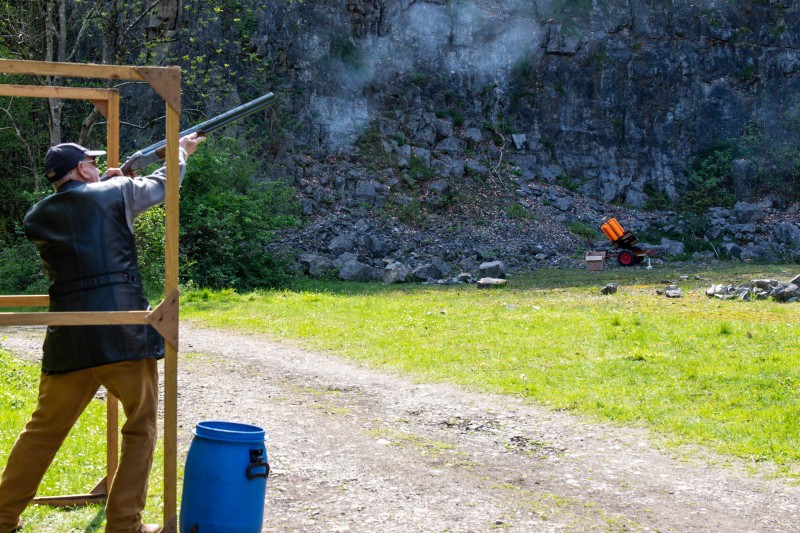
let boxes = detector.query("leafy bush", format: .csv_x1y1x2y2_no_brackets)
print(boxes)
504,202,529,220
135,137,301,292
681,144,736,213
0,230,48,295
567,221,598,243
133,205,167,296
180,138,301,290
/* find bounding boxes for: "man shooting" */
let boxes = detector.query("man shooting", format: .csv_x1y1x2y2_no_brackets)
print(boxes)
0,132,205,533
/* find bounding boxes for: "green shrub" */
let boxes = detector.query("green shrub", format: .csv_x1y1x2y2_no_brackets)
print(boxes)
177,137,301,290
505,202,529,220
134,205,167,296
681,144,736,213
407,156,434,181
435,108,465,128
567,221,598,243
0,232,48,295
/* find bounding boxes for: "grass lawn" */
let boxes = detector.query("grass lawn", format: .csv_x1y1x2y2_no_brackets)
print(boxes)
181,263,800,472
1,262,798,529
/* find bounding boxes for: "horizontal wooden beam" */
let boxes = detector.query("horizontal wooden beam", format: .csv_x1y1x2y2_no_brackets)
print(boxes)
32,492,107,507
0,59,150,81
0,295,50,308
0,310,149,326
0,84,113,100
33,477,107,507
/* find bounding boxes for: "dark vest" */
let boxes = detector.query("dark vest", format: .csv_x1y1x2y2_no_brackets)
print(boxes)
24,179,164,374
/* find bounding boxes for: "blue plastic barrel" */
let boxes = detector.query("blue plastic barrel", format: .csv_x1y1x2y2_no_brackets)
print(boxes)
180,420,269,533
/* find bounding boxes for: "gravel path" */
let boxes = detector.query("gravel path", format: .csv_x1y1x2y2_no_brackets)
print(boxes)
1,324,798,532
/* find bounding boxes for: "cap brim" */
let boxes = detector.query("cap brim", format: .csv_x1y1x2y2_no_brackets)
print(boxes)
85,150,107,157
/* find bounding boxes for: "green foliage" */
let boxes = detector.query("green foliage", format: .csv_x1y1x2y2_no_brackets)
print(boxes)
355,124,398,171
0,234,48,295
178,137,301,290
643,183,673,211
133,205,167,296
567,221,598,242
434,108,465,128
386,197,427,226
329,34,362,68
556,174,580,191
407,156,435,181
504,202,530,220
681,144,737,213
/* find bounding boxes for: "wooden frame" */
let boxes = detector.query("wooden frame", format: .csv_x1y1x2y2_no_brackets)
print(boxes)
0,59,182,532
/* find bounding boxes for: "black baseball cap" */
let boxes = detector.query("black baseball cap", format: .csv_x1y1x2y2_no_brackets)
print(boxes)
44,143,106,182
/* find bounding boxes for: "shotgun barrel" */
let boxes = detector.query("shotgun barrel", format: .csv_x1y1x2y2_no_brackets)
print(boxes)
120,92,276,175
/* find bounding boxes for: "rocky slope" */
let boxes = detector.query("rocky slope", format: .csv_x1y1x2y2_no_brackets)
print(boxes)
136,0,800,277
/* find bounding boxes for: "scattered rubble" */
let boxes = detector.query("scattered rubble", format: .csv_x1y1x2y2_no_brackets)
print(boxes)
706,279,800,303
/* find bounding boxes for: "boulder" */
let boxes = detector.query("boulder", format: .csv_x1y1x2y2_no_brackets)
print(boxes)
412,262,446,281
664,285,682,298
383,261,409,284
477,277,507,289
328,233,356,254
659,238,685,257
298,253,333,278
769,283,800,302
600,283,617,295
339,260,378,282
774,222,800,244
479,260,505,278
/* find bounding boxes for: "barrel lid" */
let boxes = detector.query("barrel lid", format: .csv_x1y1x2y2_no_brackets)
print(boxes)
193,420,265,443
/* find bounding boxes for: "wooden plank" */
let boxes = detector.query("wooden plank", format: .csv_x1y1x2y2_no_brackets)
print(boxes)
163,516,177,533
0,295,49,307
0,311,149,326
136,67,181,113
146,288,179,350
107,90,120,167
0,59,148,81
0,84,112,100
163,101,181,529
105,87,122,489
32,492,107,507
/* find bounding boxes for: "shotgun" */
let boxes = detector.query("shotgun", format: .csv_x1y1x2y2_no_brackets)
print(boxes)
120,92,276,176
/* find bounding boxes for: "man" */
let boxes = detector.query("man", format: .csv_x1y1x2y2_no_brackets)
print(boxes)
0,132,204,533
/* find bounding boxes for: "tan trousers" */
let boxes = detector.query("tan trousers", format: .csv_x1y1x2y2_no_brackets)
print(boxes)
0,358,158,533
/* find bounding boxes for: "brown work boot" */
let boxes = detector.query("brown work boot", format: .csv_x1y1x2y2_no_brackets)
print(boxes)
9,519,23,532
138,525,162,533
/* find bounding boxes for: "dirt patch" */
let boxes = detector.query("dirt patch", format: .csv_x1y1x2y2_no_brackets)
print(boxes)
1,325,798,532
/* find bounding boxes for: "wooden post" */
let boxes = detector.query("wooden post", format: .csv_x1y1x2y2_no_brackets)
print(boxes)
105,89,121,490
0,60,182,527
163,99,181,532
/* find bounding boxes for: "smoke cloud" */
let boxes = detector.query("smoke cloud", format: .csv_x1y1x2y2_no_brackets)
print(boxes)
320,0,542,148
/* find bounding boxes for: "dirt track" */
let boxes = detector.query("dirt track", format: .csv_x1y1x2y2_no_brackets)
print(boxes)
1,324,798,532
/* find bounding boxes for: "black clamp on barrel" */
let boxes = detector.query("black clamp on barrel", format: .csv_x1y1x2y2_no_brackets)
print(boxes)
246,448,270,480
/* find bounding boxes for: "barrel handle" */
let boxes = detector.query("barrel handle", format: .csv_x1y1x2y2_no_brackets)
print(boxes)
246,462,270,480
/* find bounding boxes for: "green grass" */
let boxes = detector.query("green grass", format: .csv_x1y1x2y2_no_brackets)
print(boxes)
0,351,166,531
181,264,800,473
2,263,798,528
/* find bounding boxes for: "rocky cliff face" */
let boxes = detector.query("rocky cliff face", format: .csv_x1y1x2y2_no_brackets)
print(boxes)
144,0,800,205
137,0,800,276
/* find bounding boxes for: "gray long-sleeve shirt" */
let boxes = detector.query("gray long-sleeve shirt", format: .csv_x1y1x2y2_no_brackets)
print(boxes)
102,148,188,233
